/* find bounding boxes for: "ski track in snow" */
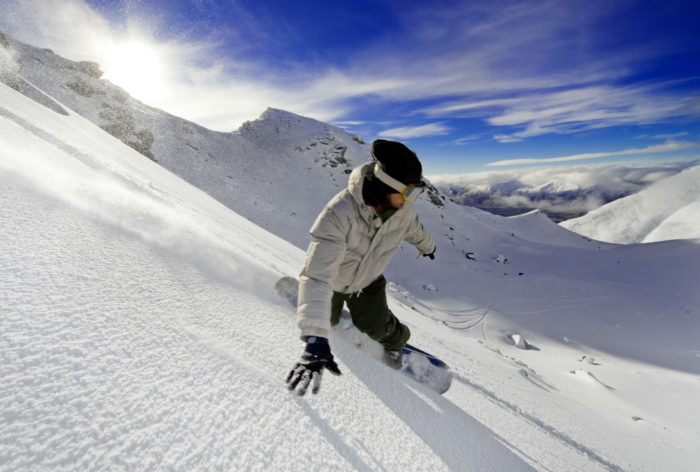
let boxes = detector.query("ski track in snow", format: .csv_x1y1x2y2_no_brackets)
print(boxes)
453,373,623,472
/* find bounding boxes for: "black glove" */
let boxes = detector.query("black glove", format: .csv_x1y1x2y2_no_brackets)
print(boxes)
286,336,342,396
423,248,436,260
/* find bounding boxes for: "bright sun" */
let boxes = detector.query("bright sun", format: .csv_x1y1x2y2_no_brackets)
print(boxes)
101,39,166,101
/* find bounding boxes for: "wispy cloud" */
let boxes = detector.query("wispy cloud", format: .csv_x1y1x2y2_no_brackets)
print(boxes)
486,141,699,167
424,83,700,143
635,132,689,140
421,98,521,116
488,84,698,142
455,134,484,145
378,122,450,139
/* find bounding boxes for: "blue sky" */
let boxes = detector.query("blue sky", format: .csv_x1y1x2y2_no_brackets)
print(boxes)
2,0,700,174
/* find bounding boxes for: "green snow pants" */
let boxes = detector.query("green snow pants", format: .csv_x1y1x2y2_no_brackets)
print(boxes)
330,275,410,351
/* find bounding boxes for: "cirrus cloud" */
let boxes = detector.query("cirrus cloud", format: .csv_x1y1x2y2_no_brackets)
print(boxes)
378,122,451,139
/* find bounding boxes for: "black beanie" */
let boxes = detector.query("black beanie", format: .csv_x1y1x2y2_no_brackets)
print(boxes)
371,139,423,185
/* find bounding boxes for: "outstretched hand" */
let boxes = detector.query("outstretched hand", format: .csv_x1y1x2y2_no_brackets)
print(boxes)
286,336,341,396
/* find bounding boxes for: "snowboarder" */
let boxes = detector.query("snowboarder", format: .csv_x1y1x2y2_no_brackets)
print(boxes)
286,139,436,395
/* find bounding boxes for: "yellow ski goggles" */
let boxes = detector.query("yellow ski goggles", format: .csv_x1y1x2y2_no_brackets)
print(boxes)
373,163,426,203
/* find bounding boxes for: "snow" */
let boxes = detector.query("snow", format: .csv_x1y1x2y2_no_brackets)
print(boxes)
2,38,700,471
0,82,530,471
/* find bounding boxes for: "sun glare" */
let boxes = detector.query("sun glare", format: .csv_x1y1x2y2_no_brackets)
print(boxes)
102,39,167,101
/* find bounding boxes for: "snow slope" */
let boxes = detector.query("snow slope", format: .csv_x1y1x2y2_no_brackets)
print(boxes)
0,70,533,472
3,37,700,471
561,164,700,243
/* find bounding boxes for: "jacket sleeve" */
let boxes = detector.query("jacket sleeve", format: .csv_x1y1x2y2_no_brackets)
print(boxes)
404,211,435,256
297,206,348,340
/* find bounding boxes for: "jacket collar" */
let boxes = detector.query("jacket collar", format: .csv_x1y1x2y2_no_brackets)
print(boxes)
348,162,372,202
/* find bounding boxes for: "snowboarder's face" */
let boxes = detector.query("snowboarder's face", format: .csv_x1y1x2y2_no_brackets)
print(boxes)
386,193,405,209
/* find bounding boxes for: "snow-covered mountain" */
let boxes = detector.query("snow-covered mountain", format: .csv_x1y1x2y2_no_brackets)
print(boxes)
3,32,700,471
2,30,408,248
561,164,700,243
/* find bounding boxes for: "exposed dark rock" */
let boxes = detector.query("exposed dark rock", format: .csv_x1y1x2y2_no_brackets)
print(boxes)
70,61,103,79
66,78,105,97
99,104,156,161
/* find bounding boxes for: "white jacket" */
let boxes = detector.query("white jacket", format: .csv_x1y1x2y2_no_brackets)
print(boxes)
297,162,435,339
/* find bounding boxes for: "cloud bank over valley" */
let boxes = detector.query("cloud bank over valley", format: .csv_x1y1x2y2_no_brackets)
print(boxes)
431,160,700,222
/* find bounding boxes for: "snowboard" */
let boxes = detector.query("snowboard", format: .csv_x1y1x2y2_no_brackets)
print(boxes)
275,276,452,394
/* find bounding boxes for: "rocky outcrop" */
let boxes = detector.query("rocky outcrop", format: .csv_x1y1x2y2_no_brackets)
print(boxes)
99,104,156,161
70,61,103,79
66,78,106,97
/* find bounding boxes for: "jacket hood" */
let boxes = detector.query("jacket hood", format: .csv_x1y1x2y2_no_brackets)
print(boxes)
348,161,373,205
347,162,379,225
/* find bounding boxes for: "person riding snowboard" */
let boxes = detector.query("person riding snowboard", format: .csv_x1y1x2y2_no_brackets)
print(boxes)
286,139,436,395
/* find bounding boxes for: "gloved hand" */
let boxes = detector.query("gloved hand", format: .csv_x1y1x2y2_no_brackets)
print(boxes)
286,336,342,395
